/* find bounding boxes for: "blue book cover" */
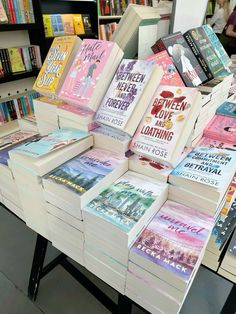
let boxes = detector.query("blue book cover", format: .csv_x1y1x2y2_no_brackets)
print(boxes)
216,101,236,118
83,171,166,233
11,128,89,158
170,147,236,190
93,124,131,142
45,148,125,195
51,14,64,36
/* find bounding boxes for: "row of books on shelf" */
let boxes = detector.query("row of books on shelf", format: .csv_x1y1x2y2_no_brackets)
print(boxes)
0,45,41,77
43,14,92,38
99,22,117,41
0,92,38,125
98,0,152,16
0,0,35,24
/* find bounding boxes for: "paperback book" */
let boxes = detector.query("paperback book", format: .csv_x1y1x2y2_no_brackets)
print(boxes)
10,128,89,158
130,200,214,284
44,148,126,195
204,115,236,144
83,171,168,233
33,36,81,97
58,39,123,112
145,50,185,86
197,137,236,151
151,32,208,87
130,85,201,167
96,59,162,136
0,130,38,151
169,146,236,193
216,101,236,118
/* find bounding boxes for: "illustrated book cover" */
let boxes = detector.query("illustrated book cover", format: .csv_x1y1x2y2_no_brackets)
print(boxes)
204,115,236,144
0,130,38,151
216,101,236,118
131,200,214,282
197,137,236,151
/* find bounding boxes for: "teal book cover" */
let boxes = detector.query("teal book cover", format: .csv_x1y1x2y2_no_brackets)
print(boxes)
216,101,236,118
45,148,125,195
83,171,166,233
11,128,89,158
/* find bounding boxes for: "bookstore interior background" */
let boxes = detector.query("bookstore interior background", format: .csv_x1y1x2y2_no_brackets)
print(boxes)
0,0,236,313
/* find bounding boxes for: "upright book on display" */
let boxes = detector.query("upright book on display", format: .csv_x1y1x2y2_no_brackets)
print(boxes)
95,59,163,136
130,85,201,167
151,32,208,87
58,39,124,112
33,36,81,97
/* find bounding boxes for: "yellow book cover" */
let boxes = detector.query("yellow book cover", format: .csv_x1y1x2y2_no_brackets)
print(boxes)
33,36,80,96
43,14,54,37
8,48,25,73
72,14,85,35
61,14,74,35
36,96,65,106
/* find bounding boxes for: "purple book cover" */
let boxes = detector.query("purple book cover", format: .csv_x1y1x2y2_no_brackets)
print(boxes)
131,200,214,281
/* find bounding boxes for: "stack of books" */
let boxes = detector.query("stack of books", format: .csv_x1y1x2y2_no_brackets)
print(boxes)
8,129,93,239
82,171,168,293
42,148,128,263
0,46,41,76
202,198,236,271
57,104,97,132
168,146,236,218
218,227,236,282
0,130,38,220
33,96,64,135
126,200,214,314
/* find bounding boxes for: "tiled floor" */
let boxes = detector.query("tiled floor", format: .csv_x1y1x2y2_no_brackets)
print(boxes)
0,205,233,314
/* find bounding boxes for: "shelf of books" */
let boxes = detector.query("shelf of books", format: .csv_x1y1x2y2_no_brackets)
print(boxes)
0,4,236,314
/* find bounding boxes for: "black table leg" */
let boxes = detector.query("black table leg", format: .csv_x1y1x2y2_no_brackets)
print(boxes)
117,294,132,314
28,234,48,301
220,284,236,314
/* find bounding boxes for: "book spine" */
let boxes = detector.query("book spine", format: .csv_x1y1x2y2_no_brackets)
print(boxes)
12,0,20,23
2,102,10,121
22,0,29,23
184,31,213,81
1,0,10,21
17,98,24,117
6,0,15,23
151,39,165,54
27,0,34,22
3,49,12,74
0,49,7,75
28,46,37,69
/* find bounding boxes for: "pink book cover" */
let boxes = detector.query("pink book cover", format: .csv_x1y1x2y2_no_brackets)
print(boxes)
145,51,185,87
58,39,116,108
203,115,236,144
59,104,94,118
131,200,214,282
197,136,236,151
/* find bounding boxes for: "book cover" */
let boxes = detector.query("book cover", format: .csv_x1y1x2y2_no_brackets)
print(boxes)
8,48,25,73
50,14,64,36
95,59,156,131
0,0,8,23
204,115,236,144
72,14,85,35
82,14,92,33
43,14,54,37
83,171,165,233
131,200,214,281
130,85,199,165
170,146,236,190
216,101,236,118
202,24,231,70
61,14,74,35
45,148,125,195
58,103,94,118
59,39,117,108
92,124,131,142
228,229,236,257
153,32,208,87
11,128,89,158
197,137,236,151
0,130,38,151
185,27,226,78
145,51,184,86
33,36,78,95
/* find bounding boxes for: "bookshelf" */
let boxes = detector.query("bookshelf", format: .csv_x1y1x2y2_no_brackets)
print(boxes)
0,69,39,84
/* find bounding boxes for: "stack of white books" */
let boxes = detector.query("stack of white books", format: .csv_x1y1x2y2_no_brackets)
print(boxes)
168,146,236,218
33,96,64,135
8,128,93,239
57,104,97,132
42,148,128,264
82,171,168,293
0,130,38,220
126,200,214,314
